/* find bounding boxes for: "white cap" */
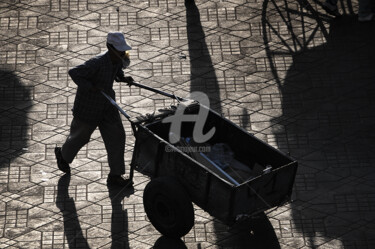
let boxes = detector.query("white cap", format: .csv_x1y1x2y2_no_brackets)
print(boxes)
107,32,132,51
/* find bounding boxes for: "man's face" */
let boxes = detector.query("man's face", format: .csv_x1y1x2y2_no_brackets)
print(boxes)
108,44,131,68
109,46,128,60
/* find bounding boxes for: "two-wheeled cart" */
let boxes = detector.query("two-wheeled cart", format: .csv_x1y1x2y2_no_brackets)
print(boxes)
102,83,298,238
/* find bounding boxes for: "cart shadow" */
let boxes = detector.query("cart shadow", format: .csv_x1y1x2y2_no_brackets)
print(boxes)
0,69,32,172
185,1,278,247
266,5,375,248
215,213,281,249
150,213,279,249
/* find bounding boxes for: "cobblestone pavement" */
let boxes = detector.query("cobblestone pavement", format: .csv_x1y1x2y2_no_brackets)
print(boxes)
1,0,375,248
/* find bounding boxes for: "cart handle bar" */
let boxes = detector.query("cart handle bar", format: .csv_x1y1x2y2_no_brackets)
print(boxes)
130,81,186,101
101,82,187,122
101,91,132,121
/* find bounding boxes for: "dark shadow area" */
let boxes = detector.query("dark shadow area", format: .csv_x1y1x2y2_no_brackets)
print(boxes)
56,174,90,249
107,185,134,249
185,0,221,113
214,213,281,249
153,236,188,249
57,176,134,249
184,1,281,248
263,0,375,247
0,69,32,170
240,108,250,130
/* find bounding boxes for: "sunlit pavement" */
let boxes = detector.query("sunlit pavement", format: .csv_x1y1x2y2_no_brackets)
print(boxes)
1,0,375,248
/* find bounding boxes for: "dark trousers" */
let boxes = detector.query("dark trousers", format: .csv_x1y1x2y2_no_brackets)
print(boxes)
61,112,125,176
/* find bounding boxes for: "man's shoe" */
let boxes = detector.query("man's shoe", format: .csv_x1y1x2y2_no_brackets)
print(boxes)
358,13,374,22
55,147,70,173
107,175,133,187
323,0,340,16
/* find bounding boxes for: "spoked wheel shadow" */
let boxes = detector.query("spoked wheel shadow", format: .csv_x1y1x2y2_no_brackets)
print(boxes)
263,0,375,247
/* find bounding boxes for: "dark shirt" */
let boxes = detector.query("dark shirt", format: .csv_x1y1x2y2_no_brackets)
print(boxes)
69,52,125,124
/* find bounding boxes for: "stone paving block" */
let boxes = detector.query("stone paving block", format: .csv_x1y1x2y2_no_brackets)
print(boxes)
1,0,375,248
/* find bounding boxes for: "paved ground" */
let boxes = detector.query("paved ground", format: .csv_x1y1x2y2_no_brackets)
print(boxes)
1,0,375,248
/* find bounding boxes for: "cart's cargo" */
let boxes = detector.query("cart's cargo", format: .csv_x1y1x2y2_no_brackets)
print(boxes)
174,140,264,185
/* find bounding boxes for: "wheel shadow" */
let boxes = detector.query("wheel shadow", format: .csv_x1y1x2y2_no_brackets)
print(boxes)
263,0,375,247
152,236,187,249
150,214,280,249
214,213,281,249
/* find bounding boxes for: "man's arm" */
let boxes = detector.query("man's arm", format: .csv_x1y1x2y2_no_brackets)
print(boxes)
69,59,98,90
114,69,125,82
115,69,134,85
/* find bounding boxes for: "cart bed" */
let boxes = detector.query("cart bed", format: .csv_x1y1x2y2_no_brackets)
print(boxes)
132,104,297,225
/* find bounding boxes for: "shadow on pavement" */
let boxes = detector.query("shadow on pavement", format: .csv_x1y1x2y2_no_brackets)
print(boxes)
262,0,375,247
0,69,31,170
184,1,281,248
57,175,134,248
56,174,90,249
215,213,281,249
185,0,221,113
153,236,187,249
107,185,134,249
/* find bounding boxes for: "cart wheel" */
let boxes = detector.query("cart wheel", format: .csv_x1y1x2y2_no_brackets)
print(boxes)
143,176,194,238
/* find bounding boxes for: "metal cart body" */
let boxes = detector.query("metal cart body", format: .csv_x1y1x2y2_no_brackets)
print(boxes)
102,85,297,237
131,103,298,226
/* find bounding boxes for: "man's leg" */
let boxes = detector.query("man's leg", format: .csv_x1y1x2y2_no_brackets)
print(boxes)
61,117,97,164
99,110,132,187
99,111,126,176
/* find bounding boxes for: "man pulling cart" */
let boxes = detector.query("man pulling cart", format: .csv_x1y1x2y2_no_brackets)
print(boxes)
55,32,135,187
55,32,298,238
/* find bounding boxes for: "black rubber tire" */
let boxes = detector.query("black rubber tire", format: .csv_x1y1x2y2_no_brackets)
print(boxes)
143,176,194,238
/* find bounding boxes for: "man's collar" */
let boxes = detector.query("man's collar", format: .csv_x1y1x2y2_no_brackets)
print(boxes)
106,50,122,66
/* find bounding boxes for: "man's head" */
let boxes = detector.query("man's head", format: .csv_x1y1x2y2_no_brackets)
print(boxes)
107,32,132,68
107,32,132,51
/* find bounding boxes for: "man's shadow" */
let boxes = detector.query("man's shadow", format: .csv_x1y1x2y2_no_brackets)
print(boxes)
56,174,90,249
0,69,31,171
57,175,134,248
265,4,375,248
107,185,134,249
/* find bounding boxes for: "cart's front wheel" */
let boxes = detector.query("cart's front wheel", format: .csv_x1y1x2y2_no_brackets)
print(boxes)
143,176,194,238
